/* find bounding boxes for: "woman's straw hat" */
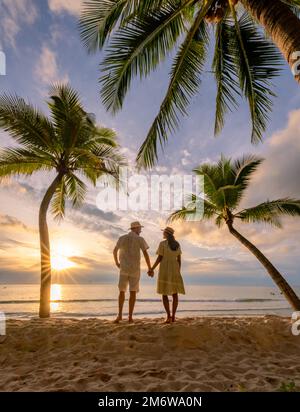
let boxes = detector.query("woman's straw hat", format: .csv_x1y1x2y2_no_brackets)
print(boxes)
162,226,175,236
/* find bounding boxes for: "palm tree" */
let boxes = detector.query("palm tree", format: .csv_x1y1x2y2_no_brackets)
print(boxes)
0,84,126,318
169,155,300,310
79,0,300,168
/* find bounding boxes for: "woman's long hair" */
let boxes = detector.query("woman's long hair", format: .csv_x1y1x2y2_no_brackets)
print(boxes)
166,233,180,251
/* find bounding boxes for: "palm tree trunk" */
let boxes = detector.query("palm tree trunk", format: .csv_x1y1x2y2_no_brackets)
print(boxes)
242,0,300,82
226,221,300,311
39,173,64,318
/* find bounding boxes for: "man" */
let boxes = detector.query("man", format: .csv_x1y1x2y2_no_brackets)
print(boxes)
113,222,152,323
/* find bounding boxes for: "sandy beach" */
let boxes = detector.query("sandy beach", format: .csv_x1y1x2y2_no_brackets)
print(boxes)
0,316,300,392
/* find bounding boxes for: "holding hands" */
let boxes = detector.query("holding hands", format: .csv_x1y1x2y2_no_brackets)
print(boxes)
148,268,154,278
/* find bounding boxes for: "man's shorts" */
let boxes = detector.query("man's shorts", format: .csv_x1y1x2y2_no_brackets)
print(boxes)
118,274,140,293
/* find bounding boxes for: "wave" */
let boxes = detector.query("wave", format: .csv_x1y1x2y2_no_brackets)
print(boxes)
0,298,284,305
4,306,291,319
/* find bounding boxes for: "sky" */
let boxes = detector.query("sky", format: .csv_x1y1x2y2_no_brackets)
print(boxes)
0,0,300,287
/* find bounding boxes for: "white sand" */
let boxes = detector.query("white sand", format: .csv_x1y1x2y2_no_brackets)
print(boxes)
1,316,300,392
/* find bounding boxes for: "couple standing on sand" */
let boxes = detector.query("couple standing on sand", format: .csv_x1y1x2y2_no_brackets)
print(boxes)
113,222,186,324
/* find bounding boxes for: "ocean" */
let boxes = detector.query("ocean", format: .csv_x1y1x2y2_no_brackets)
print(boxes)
0,284,298,319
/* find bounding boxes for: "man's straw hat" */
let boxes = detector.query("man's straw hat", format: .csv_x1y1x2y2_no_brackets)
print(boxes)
129,221,144,230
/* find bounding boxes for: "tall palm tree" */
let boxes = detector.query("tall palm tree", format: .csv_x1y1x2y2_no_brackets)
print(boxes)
0,84,126,318
169,155,300,310
79,0,300,168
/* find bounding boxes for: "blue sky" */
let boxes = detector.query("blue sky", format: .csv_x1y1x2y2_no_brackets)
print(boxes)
0,0,300,287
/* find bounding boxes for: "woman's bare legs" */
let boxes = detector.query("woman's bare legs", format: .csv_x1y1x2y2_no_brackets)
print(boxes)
162,295,171,323
172,293,178,322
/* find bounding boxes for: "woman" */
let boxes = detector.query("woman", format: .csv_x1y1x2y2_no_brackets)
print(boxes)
150,227,185,323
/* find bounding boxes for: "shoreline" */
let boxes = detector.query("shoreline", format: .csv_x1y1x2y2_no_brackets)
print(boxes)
1,316,300,392
2,312,293,321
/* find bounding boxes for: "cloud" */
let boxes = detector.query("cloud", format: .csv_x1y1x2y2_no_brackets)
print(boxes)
48,0,83,16
173,220,234,250
0,237,36,250
35,45,69,85
181,149,191,167
0,214,28,231
0,269,39,284
234,109,300,257
244,109,300,205
0,0,38,48
69,213,125,240
184,255,264,279
1,179,39,200
80,204,118,222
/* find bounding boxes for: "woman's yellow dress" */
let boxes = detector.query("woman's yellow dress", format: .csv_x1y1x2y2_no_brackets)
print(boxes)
156,240,185,295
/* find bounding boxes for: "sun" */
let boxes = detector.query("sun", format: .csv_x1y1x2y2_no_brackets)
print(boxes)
51,242,76,271
51,255,74,271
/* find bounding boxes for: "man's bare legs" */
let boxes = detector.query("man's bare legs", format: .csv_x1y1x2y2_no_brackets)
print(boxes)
162,295,171,323
129,291,136,323
114,291,125,323
172,293,178,322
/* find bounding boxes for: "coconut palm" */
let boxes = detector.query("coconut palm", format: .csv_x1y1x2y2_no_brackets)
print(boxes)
0,84,126,318
169,155,300,310
79,0,300,168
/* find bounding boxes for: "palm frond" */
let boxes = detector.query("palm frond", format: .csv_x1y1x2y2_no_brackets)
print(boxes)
168,206,197,223
0,94,57,152
49,84,83,117
136,4,210,169
93,127,118,146
168,192,219,223
233,154,263,189
80,0,131,52
48,83,90,152
51,178,66,220
73,144,126,186
100,0,191,113
216,156,235,186
230,10,282,142
213,17,240,135
80,127,118,151
0,147,54,179
92,144,126,182
215,214,224,227
80,0,169,52
214,154,264,208
193,163,227,209
235,198,300,227
184,193,219,218
65,173,87,208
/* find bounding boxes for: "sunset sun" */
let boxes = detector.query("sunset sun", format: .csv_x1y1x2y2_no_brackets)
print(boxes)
51,243,76,271
51,255,74,271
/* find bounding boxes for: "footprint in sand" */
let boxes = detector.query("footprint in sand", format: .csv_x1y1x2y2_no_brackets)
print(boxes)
99,373,112,383
138,369,167,379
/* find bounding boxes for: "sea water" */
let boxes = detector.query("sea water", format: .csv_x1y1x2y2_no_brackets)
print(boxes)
0,284,298,319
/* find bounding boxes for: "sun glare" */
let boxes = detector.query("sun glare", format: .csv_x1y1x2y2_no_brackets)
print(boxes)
50,284,62,312
51,242,76,271
51,255,74,271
